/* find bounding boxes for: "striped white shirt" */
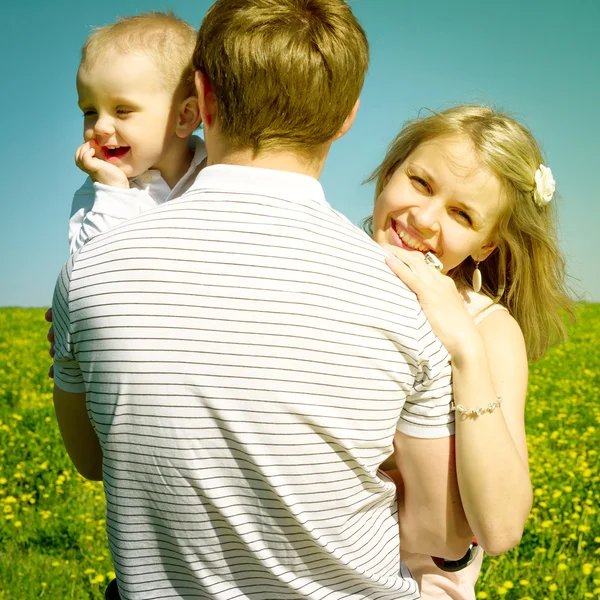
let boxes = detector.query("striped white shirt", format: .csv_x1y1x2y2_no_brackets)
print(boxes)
53,165,454,600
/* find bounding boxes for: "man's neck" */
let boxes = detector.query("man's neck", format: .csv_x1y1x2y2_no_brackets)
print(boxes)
206,141,330,180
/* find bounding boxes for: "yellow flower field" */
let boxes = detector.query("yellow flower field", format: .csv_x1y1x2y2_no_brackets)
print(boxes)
0,306,598,599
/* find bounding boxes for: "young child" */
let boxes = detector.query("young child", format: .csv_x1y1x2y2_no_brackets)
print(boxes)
69,11,206,254
368,105,574,599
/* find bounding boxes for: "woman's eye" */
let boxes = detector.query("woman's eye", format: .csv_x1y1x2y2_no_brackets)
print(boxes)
410,176,430,192
455,209,473,225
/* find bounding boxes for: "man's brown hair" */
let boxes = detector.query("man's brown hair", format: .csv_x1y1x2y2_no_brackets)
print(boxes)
193,0,369,154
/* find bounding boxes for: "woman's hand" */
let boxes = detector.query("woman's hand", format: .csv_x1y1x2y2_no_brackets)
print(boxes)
384,245,532,555
383,245,481,361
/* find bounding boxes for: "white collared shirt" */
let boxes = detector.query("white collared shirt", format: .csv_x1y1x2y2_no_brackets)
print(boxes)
54,163,454,599
68,135,207,254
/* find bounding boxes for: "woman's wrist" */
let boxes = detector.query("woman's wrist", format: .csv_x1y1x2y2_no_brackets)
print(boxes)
451,341,501,413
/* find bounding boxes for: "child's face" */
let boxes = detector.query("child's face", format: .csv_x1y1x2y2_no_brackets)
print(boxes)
372,135,505,274
76,52,180,179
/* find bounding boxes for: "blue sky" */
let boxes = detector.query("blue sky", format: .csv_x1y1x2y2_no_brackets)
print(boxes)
1,0,598,306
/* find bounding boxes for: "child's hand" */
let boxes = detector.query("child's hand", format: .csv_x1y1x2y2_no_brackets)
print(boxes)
75,141,129,189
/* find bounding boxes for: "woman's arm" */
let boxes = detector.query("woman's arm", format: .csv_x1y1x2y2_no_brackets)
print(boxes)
451,309,531,555
393,431,473,559
383,248,532,556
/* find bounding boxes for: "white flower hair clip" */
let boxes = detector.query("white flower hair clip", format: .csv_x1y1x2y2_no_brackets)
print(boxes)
533,164,555,206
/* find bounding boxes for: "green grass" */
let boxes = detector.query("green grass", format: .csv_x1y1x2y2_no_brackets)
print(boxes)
0,306,599,599
0,309,110,599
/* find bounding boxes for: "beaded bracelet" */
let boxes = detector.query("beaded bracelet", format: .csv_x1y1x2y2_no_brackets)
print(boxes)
451,397,503,418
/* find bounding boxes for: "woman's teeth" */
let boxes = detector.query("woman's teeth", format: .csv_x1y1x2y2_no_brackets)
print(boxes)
395,223,430,252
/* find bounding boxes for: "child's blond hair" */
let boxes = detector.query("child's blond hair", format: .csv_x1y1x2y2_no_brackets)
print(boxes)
80,11,197,98
364,105,575,361
192,0,369,155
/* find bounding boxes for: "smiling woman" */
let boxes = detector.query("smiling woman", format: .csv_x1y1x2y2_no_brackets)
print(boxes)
372,134,504,274
364,105,574,360
365,104,575,600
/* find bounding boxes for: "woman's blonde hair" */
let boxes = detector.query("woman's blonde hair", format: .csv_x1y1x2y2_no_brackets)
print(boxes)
80,12,197,98
364,105,575,361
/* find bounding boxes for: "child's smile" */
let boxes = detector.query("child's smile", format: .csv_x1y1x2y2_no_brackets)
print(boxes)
102,146,131,161
76,51,179,180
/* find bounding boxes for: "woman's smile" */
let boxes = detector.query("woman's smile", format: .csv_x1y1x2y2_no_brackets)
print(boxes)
391,219,433,253
372,135,504,273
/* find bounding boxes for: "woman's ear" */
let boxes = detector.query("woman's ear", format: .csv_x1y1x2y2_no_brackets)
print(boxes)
472,238,497,263
175,96,201,139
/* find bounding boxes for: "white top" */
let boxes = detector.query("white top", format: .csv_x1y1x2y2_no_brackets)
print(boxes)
458,287,508,324
68,136,207,254
53,164,455,600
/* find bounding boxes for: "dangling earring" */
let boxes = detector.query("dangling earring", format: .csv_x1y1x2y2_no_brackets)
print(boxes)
472,259,482,293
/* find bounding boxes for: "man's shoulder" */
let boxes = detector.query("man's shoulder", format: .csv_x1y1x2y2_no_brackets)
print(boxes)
53,251,78,309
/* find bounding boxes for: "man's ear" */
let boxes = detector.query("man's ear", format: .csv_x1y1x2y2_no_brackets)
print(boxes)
175,96,201,139
195,70,217,129
333,98,360,142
